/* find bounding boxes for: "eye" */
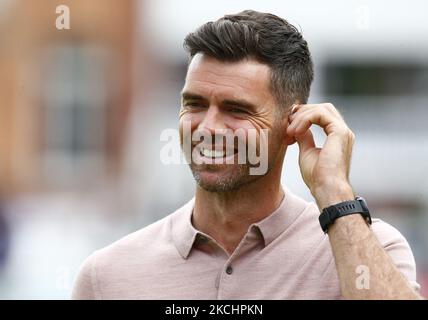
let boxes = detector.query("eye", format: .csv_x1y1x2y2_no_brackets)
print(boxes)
184,101,206,108
230,107,249,114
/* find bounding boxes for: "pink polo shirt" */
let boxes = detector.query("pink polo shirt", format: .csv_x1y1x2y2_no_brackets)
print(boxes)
71,187,420,299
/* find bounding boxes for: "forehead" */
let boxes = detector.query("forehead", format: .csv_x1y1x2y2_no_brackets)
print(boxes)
183,53,273,102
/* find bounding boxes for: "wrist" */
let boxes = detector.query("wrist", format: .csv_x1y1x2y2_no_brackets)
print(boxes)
311,180,355,210
328,213,369,237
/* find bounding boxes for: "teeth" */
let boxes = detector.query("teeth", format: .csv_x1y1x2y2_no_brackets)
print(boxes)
201,148,225,158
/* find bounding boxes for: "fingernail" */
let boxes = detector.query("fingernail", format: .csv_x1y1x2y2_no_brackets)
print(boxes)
291,104,298,115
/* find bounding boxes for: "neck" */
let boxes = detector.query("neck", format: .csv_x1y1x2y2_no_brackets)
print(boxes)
192,159,285,255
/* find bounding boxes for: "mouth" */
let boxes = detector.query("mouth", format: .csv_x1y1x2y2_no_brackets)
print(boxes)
195,145,238,161
200,148,225,158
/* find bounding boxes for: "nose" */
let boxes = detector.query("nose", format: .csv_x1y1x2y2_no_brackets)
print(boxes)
197,105,228,134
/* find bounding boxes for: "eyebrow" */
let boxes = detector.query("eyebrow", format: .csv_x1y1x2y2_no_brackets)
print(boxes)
222,98,256,112
181,92,207,102
181,91,257,112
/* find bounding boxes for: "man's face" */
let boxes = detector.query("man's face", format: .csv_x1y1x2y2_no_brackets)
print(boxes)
179,53,286,192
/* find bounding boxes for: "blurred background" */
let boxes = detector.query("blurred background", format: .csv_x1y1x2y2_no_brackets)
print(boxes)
0,0,427,299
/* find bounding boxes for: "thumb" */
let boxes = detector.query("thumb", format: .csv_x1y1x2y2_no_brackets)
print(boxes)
295,129,316,154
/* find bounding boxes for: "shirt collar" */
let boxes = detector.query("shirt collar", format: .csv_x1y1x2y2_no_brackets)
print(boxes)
170,198,198,259
253,186,308,246
170,186,309,259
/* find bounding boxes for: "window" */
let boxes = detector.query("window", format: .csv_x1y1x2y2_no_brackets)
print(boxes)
40,44,110,186
323,62,428,96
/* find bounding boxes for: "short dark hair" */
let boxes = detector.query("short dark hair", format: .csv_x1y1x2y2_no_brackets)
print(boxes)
184,10,314,110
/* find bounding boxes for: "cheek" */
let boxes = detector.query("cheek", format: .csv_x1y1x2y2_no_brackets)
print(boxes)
179,112,200,131
245,122,283,154
233,117,274,143
247,114,275,132
228,119,255,131
226,120,264,152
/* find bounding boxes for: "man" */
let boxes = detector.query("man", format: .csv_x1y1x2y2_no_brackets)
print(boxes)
72,10,421,299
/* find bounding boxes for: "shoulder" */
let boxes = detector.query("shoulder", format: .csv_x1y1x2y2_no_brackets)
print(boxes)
370,218,420,291
371,218,412,249
93,198,195,261
71,199,193,299
71,216,171,299
285,197,420,293
96,214,172,260
370,218,417,267
296,201,419,275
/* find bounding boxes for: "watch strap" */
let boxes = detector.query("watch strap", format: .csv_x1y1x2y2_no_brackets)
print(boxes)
319,197,372,233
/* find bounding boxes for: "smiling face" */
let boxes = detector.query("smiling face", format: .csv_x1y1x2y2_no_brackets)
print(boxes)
179,53,288,192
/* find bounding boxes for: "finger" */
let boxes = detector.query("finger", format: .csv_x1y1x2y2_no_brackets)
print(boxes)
288,107,314,130
291,104,298,113
288,106,344,137
289,103,342,124
295,128,316,154
287,103,300,124
288,103,316,121
287,106,313,135
294,103,342,117
288,108,320,137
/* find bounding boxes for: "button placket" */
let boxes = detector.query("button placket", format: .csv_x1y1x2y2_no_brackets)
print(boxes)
225,265,233,275
216,229,263,299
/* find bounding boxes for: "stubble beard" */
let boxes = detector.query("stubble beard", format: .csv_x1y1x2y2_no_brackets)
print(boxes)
186,129,283,194
190,162,257,193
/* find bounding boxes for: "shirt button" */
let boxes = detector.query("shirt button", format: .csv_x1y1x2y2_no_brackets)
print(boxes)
226,265,233,275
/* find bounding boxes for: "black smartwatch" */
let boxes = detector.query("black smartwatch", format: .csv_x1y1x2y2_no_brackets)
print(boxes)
319,196,372,233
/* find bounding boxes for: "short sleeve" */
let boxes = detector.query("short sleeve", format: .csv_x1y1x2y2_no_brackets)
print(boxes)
71,251,99,300
371,219,421,293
